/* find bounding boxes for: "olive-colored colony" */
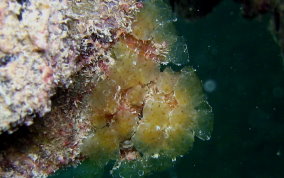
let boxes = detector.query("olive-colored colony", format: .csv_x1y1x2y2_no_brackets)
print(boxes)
81,0,213,176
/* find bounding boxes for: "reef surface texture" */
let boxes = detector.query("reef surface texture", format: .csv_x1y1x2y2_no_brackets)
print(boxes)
0,0,138,133
0,0,139,177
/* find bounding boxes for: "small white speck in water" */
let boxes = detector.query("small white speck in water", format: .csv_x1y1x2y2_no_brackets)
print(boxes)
138,170,144,176
204,79,217,93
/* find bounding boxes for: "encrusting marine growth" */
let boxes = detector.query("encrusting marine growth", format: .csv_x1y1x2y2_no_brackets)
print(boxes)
81,0,213,176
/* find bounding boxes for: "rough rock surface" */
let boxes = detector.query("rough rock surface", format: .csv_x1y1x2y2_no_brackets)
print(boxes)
0,0,138,133
0,84,92,177
0,0,141,177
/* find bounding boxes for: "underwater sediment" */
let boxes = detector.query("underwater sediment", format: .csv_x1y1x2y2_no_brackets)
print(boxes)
0,0,213,177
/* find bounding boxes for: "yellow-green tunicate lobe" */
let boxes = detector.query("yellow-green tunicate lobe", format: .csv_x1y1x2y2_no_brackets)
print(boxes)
80,0,213,177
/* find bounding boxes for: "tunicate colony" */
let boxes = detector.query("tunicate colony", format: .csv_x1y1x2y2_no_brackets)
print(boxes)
81,0,213,176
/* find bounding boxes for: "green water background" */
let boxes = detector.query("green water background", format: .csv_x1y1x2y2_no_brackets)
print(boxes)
51,0,284,177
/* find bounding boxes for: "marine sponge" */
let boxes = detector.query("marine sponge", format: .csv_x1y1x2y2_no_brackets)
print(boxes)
81,0,213,176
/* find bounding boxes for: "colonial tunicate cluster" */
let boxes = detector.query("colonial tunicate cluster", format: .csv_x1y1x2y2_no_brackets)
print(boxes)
81,0,213,176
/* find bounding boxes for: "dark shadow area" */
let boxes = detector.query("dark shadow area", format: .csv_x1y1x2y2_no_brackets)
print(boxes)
169,0,222,19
